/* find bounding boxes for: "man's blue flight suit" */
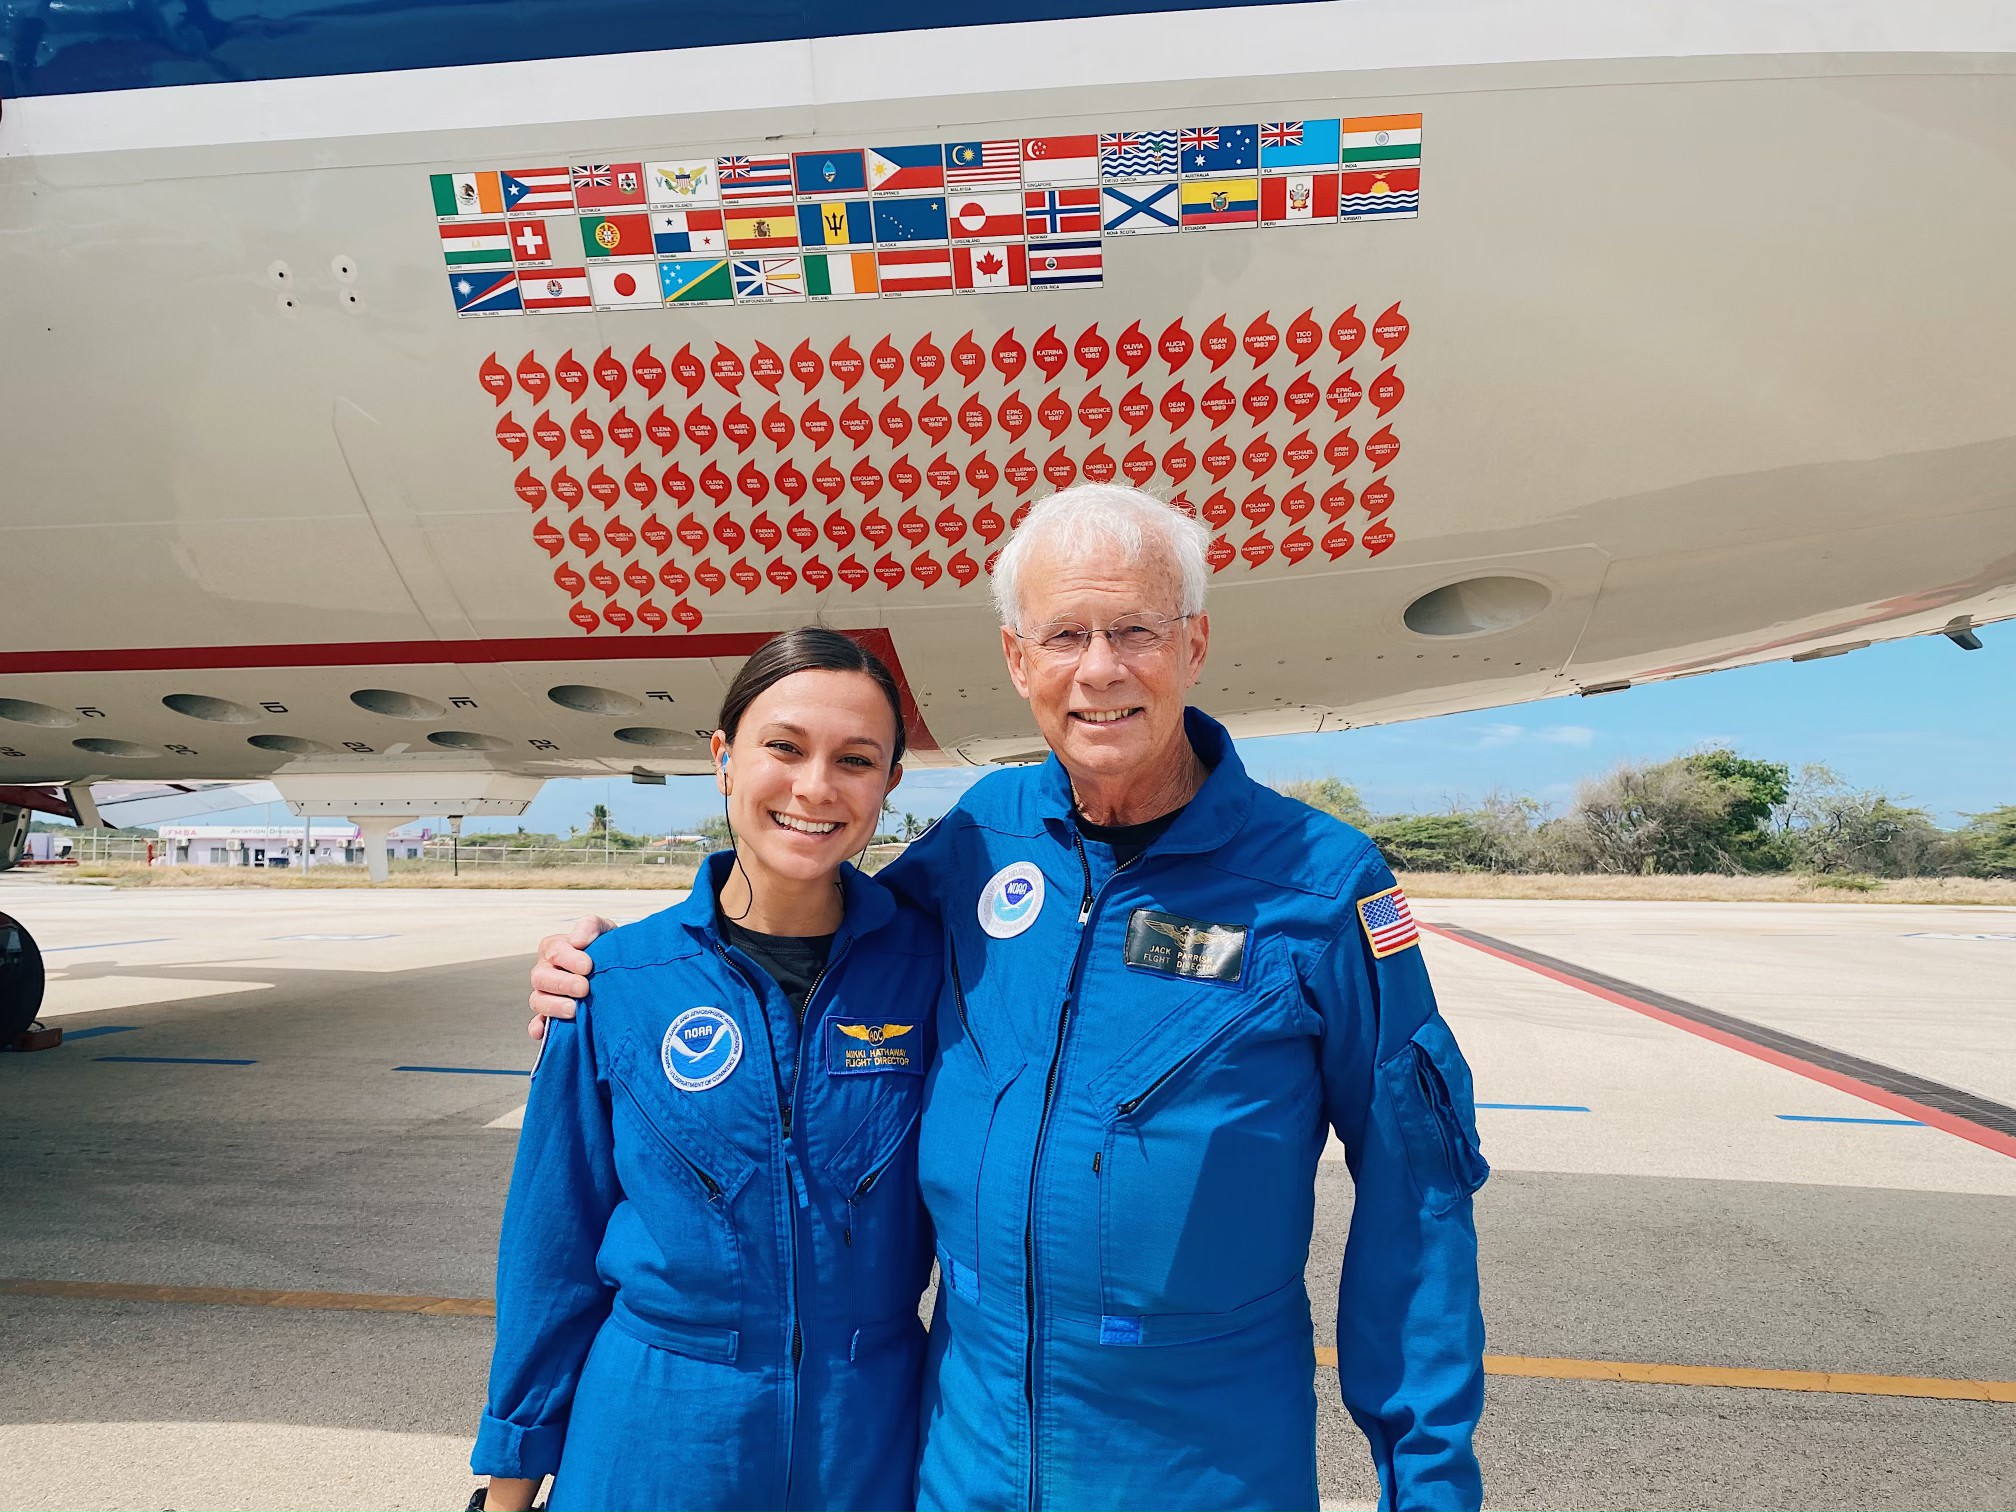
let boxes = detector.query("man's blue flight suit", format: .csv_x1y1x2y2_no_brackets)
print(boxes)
883,709,1489,1512
474,855,939,1511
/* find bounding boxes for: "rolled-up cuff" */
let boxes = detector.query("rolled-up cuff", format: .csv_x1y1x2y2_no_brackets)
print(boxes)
472,1412,567,1480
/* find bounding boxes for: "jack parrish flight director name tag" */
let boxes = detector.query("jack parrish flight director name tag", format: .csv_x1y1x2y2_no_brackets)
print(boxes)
1124,909,1248,984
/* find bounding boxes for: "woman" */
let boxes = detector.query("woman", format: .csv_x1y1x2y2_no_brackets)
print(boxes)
471,628,939,1512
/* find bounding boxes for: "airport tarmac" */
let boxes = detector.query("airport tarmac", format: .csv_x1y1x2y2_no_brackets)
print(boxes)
1,874,2012,1511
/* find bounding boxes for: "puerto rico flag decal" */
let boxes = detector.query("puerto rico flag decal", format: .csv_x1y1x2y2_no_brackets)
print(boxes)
1357,884,1419,958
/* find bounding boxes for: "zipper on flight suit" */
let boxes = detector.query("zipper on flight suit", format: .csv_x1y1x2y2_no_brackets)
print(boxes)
1023,831,1138,1510
715,941,837,1509
947,938,987,1075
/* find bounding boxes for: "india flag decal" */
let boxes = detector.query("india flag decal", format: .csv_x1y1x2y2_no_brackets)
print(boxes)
1340,113,1422,166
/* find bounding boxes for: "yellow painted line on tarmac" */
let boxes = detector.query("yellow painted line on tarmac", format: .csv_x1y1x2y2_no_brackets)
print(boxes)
1315,1346,2016,1402
0,1278,494,1317
8,1279,2010,1402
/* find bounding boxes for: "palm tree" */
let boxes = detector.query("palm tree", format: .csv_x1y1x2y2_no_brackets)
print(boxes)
589,803,611,836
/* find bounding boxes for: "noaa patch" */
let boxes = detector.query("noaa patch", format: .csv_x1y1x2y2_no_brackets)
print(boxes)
978,861,1046,939
661,1006,743,1092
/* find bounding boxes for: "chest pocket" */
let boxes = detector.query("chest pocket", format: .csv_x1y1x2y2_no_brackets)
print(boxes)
1084,977,1321,1321
606,1033,759,1329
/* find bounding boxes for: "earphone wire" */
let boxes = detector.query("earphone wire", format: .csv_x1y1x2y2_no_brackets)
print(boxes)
720,754,756,925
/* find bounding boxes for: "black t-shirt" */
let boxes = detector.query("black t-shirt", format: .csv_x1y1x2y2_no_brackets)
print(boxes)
720,916,833,1022
1075,804,1188,865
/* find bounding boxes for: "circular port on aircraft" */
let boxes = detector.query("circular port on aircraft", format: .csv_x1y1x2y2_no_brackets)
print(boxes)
613,727,689,748
1402,576,1553,638
71,738,157,759
247,734,336,756
426,730,511,752
349,689,448,720
163,694,260,724
547,685,645,717
0,699,78,728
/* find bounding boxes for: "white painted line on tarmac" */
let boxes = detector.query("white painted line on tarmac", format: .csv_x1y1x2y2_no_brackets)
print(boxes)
486,1105,527,1129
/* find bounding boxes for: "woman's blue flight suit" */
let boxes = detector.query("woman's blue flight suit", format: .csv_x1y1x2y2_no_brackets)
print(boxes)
473,852,940,1511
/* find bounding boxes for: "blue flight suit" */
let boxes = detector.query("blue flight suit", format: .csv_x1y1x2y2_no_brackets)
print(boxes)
884,709,1489,1512
474,854,939,1511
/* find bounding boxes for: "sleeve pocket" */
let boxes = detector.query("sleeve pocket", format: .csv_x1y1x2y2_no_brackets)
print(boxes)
1379,1014,1489,1216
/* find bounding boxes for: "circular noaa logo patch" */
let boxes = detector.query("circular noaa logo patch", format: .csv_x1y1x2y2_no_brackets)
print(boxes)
978,861,1046,939
662,1006,742,1092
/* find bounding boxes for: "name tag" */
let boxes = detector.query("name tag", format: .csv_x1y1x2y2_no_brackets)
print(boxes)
827,1017,924,1075
1123,909,1248,984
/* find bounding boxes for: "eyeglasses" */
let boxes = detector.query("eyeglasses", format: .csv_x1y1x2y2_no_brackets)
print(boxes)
1013,613,1192,662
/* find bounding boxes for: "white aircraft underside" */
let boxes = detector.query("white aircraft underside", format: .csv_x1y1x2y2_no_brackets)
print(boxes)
2,2,2014,836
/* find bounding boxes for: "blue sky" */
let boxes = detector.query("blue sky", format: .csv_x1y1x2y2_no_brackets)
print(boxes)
185,621,2010,838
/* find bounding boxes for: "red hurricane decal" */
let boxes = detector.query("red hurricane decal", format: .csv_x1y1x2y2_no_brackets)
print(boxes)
800,401,833,450
699,461,730,504
750,511,781,550
1078,387,1113,437
767,559,799,592
683,406,718,453
1075,323,1109,378
1372,303,1409,358
812,458,845,502
786,511,816,549
991,329,1027,382
737,461,769,505
802,557,834,592
790,338,824,392
1201,490,1234,528
1200,379,1236,429
516,467,548,507
714,515,746,551
1206,534,1235,572
862,508,893,547
1242,435,1276,477
1362,518,1395,556
569,517,601,554
918,395,953,444
533,411,566,460
659,561,690,594
1161,382,1195,429
515,351,551,402
838,398,872,449
890,455,922,501
912,551,943,588
730,558,761,594
1361,477,1395,516
1282,483,1314,522
973,502,1006,542
668,343,704,398
1033,325,1068,381
998,392,1031,442
672,598,703,630
571,411,604,458
1369,367,1404,417
1242,376,1278,424
1327,372,1362,418
762,402,795,450
1243,311,1278,367
1281,527,1313,564
949,549,980,587
897,506,928,545
644,407,677,455
722,404,756,453
871,334,904,389
624,463,656,505
1043,447,1077,488
851,459,885,502
1285,308,1322,364
586,465,619,506
710,343,744,396
677,515,708,551
1162,440,1196,483
1116,320,1150,377
1202,436,1235,482
823,509,855,548
1241,488,1274,525
830,336,865,391
1321,521,1354,559
749,340,784,395
1328,307,1365,361
927,454,960,499
1083,445,1116,484
958,395,991,442
1119,384,1152,434
1283,372,1320,423
1158,317,1193,372
776,460,808,504
965,453,999,497
881,397,915,446
641,515,672,554
608,408,641,458
874,553,905,590
1200,315,1235,371
480,352,511,404
951,330,985,385
1241,531,1274,569
555,562,585,596
496,413,529,459
1364,426,1400,470
937,504,969,543
532,517,564,557
662,464,695,509
603,602,635,631
594,347,626,401
569,601,600,631
1038,390,1071,441
1122,443,1156,485
622,557,651,590
637,598,668,631
910,332,944,387
553,468,583,509
695,559,726,594
555,349,589,402
631,345,666,399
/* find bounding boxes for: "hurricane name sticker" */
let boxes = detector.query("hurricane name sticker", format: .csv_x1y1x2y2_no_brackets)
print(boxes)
979,860,1047,938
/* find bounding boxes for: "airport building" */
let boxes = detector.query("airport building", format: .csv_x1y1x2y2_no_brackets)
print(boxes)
152,822,435,868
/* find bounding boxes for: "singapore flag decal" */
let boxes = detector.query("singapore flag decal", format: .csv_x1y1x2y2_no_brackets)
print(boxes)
953,241,1029,292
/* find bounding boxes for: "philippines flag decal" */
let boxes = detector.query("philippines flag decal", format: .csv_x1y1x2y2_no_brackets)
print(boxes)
1357,884,1419,958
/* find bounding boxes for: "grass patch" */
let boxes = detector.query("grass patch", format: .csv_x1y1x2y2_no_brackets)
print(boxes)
1394,872,2016,904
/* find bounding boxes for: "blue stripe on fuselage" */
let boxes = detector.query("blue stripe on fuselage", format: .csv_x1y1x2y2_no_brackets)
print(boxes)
1,0,1293,100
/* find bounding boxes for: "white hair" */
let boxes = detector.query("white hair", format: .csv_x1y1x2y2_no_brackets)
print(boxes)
990,484,1211,627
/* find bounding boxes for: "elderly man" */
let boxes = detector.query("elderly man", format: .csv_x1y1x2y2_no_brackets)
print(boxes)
530,483,1488,1511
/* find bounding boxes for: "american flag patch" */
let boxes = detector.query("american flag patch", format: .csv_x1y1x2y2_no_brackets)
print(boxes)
1357,884,1419,957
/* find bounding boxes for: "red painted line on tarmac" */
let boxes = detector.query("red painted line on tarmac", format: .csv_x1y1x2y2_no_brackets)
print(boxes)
1423,923,2016,1162
0,628,942,754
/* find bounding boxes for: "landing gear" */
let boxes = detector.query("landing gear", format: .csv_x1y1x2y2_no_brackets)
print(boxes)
0,912,46,1047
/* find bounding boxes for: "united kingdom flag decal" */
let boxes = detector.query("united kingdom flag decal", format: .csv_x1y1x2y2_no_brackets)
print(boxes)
1356,884,1419,957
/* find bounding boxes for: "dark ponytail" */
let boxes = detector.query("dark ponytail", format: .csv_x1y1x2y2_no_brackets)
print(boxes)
716,628,908,765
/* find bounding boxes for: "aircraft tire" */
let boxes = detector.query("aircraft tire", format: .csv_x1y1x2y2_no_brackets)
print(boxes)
0,913,46,1045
